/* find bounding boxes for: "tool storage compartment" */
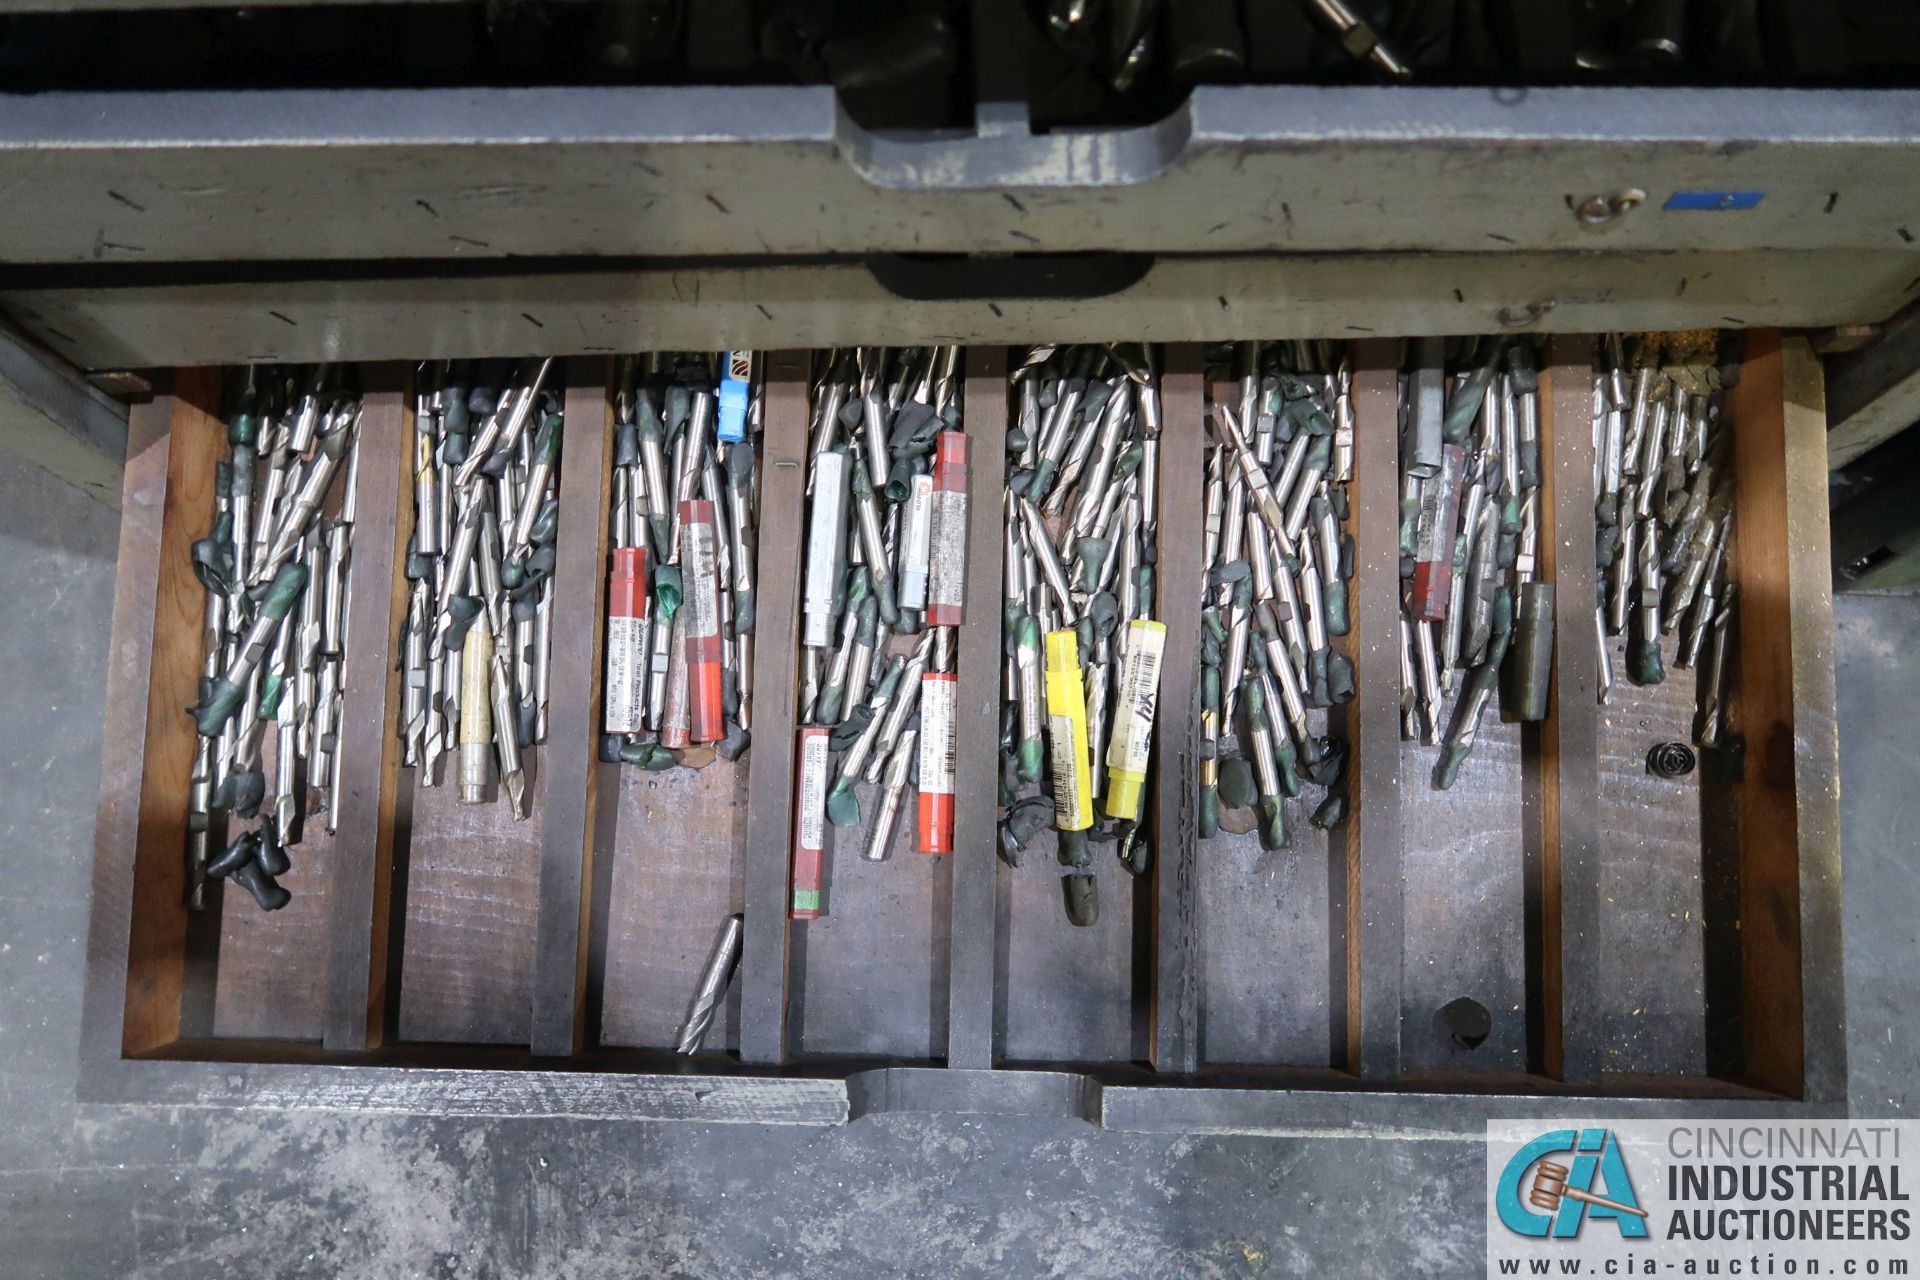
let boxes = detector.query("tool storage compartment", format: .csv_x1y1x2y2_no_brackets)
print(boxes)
81,328,1843,1128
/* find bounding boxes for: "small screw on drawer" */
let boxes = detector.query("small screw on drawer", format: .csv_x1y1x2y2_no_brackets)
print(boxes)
1575,189,1648,226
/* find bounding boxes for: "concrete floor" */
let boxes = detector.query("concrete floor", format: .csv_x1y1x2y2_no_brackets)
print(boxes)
0,452,1911,1279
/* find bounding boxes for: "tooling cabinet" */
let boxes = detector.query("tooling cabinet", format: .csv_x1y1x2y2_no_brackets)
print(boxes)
18,68,1869,1134
77,324,1843,1133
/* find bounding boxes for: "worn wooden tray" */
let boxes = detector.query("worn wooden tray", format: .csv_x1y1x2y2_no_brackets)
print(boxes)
81,333,1844,1133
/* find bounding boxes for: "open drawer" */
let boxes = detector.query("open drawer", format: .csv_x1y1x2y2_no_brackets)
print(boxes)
81,331,1843,1132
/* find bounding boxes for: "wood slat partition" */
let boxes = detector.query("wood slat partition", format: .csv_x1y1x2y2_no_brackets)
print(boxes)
1531,337,1604,1085
1149,345,1205,1075
529,359,614,1056
122,369,224,1055
947,346,1008,1070
738,351,811,1065
322,366,411,1050
1347,341,1404,1082
1727,332,1844,1101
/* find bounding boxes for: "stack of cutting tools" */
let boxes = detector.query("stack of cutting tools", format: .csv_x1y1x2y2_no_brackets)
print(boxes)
1198,340,1357,852
398,358,561,817
1398,337,1554,789
785,347,970,919
997,343,1165,927
599,352,762,771
187,366,363,912
1592,333,1737,747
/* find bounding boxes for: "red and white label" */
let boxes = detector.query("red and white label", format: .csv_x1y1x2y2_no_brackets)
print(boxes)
916,672,957,854
604,546,650,735
791,727,830,918
680,499,724,743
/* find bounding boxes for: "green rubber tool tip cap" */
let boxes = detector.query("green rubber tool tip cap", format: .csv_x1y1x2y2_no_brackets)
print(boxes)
1322,580,1350,637
1627,637,1666,686
1311,791,1347,831
1217,755,1257,809
1434,742,1470,791
1198,787,1219,839
1056,827,1092,868
716,725,751,762
528,499,561,546
826,784,861,828
192,679,247,738
259,562,312,619
1062,873,1099,928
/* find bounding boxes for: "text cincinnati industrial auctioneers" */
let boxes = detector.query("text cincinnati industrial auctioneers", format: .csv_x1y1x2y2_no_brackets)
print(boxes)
1659,1126,1910,1244
1490,1122,1914,1266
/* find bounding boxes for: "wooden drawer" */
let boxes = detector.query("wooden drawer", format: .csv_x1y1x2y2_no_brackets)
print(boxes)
81,332,1843,1132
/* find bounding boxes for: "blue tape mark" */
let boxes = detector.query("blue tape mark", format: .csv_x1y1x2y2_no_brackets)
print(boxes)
717,353,749,442
1663,190,1766,212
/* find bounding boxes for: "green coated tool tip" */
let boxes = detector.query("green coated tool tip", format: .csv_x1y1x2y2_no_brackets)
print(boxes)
1056,827,1092,869
1327,652,1356,704
528,498,560,546
1434,741,1471,791
1312,791,1347,831
654,565,684,619
1322,578,1349,638
1016,613,1040,650
534,416,563,464
1029,459,1057,502
1259,797,1289,852
1274,734,1302,799
192,678,247,739
259,561,311,620
1062,873,1099,928
1017,737,1044,784
1627,637,1666,686
1198,786,1219,839
716,724,751,762
826,782,861,828
258,674,285,721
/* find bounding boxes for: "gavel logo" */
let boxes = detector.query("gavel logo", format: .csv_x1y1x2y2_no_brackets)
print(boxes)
1528,1160,1650,1220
